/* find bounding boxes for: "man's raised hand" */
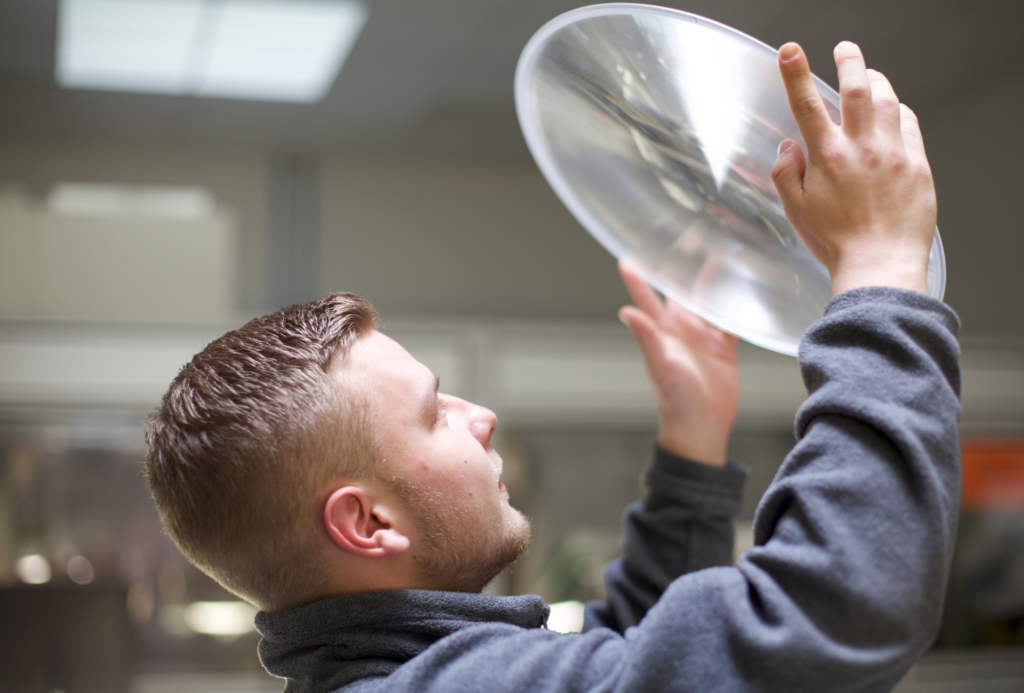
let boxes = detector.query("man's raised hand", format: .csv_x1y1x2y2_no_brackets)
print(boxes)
618,262,738,467
771,42,937,296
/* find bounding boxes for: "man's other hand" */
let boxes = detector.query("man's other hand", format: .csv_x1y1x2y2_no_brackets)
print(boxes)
772,42,937,296
619,262,739,467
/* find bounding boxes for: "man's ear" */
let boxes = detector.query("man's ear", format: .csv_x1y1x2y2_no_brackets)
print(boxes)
323,486,411,558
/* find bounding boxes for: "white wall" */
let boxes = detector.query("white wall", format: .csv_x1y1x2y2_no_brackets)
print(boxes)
0,140,270,315
0,190,237,322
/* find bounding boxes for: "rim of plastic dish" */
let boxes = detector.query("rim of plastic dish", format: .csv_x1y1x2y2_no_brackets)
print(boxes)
514,3,945,354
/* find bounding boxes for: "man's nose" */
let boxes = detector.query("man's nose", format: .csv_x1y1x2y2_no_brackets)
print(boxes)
468,402,498,447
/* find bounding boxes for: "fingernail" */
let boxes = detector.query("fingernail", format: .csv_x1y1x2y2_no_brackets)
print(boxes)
779,43,799,62
777,140,795,157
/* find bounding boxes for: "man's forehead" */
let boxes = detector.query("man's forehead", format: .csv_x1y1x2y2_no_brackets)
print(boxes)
341,331,438,440
353,329,402,359
344,330,431,389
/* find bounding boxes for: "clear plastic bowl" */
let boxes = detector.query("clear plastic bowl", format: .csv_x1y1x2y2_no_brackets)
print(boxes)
515,3,945,355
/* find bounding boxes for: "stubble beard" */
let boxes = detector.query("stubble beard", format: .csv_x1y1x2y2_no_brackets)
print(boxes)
396,483,532,593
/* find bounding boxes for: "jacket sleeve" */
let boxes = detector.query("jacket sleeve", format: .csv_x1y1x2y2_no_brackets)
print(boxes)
599,287,963,692
582,449,747,633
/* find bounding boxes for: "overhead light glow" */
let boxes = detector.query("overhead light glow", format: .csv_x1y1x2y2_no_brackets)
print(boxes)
56,0,370,103
16,554,53,584
183,601,258,636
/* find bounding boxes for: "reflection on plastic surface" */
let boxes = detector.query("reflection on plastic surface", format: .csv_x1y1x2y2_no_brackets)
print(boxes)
515,4,946,355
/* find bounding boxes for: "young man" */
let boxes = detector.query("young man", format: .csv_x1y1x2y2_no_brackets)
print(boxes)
145,42,961,692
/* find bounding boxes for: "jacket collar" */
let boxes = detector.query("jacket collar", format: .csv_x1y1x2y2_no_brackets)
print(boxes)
256,589,549,693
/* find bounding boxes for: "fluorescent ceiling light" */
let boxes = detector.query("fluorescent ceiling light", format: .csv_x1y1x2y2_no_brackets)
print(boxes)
48,183,216,219
56,0,369,102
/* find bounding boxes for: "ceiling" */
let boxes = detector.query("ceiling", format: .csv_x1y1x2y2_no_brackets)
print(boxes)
0,0,1019,156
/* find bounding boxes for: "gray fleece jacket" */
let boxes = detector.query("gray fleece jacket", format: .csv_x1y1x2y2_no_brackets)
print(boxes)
256,287,962,693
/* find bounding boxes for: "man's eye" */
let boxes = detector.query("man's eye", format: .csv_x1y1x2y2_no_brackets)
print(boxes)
434,406,447,425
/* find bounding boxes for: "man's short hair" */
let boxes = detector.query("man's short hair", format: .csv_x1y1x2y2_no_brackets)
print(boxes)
144,292,377,612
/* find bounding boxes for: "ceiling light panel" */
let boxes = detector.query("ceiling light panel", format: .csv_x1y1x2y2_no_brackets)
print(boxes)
47,183,217,219
57,0,202,94
56,0,369,103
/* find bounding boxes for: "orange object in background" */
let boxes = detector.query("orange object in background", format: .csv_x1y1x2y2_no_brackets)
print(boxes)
961,440,1024,511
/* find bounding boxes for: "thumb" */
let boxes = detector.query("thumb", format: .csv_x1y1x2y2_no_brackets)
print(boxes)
771,139,807,209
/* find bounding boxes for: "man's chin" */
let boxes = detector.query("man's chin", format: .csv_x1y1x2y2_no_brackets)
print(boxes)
418,514,532,593
471,515,533,592
500,512,532,566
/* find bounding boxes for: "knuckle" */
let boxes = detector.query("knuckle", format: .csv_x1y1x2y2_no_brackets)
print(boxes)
842,82,871,101
861,143,898,171
793,92,821,117
888,148,909,172
856,144,879,166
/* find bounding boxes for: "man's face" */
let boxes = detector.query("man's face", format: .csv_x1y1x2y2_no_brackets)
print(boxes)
342,330,530,591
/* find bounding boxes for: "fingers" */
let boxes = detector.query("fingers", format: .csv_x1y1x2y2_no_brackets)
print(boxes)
784,41,905,146
771,139,807,211
619,262,739,352
664,296,718,335
835,42,873,137
899,103,929,169
778,42,833,157
619,261,664,319
618,305,665,368
867,68,902,139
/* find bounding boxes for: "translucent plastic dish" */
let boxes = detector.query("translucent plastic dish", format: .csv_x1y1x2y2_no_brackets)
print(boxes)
515,3,945,355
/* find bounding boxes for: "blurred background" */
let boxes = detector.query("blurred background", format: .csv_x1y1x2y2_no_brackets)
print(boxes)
0,1,1022,691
